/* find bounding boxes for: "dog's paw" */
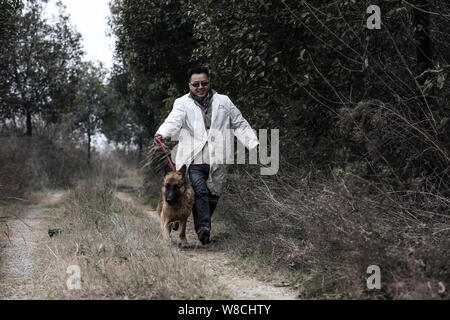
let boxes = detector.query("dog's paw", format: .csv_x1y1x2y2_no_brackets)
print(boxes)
179,241,191,249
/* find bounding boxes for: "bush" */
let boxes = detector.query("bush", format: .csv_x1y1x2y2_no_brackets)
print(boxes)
338,100,450,193
0,134,88,198
220,164,450,299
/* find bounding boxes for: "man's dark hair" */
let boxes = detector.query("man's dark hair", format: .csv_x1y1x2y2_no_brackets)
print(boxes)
188,66,209,80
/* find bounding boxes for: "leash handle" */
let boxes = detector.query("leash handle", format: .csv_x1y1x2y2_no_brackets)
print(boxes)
155,136,176,172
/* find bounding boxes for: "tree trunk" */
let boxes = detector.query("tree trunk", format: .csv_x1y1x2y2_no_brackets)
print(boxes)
87,129,91,165
138,134,143,161
25,109,32,136
412,0,437,125
412,0,433,83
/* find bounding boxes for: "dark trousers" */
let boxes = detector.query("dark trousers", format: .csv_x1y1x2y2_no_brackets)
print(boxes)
188,164,220,233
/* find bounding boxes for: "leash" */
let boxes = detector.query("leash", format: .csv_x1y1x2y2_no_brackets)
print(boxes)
155,136,176,172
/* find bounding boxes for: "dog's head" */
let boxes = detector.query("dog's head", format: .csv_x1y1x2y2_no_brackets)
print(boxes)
163,165,188,206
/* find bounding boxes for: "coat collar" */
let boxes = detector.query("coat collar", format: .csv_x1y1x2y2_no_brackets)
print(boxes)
187,91,219,137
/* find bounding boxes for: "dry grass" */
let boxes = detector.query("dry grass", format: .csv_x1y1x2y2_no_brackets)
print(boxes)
218,164,450,300
39,178,229,299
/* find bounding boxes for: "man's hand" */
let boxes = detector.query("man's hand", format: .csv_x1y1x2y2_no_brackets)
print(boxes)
154,134,165,146
154,133,163,143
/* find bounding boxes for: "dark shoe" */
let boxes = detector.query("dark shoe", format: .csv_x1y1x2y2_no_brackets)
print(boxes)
197,228,211,245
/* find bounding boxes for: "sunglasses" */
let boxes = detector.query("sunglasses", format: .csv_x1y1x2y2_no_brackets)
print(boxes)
190,81,210,88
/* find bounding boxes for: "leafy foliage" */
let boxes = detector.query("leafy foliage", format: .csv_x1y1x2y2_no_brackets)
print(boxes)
109,0,199,140
72,62,108,163
1,1,83,136
0,0,24,119
101,65,143,150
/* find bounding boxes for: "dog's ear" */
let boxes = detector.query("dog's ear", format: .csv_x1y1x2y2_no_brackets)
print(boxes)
179,165,187,177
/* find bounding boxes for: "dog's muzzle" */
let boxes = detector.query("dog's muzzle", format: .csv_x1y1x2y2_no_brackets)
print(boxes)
166,198,176,206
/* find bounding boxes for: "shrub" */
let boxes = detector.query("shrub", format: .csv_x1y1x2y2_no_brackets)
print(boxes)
220,164,450,299
0,134,88,198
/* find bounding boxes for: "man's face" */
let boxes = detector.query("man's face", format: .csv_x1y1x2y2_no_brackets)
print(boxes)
189,73,210,98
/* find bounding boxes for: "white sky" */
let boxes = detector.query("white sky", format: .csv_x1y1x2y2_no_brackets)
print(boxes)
44,0,115,71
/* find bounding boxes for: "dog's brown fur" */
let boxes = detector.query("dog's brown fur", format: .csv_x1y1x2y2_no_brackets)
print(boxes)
156,166,194,247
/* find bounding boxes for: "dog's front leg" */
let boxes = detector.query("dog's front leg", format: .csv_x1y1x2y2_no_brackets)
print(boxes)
179,217,189,248
160,216,171,242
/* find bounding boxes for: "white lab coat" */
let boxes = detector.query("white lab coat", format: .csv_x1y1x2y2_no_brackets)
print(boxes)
156,92,259,195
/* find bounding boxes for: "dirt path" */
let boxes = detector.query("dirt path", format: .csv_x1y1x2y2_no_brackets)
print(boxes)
1,188,297,300
116,191,298,300
0,191,66,299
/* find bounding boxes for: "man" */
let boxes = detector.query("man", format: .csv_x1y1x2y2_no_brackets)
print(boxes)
155,66,259,245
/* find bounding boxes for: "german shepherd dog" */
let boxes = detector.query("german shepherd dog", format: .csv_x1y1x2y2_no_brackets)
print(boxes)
156,165,194,247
